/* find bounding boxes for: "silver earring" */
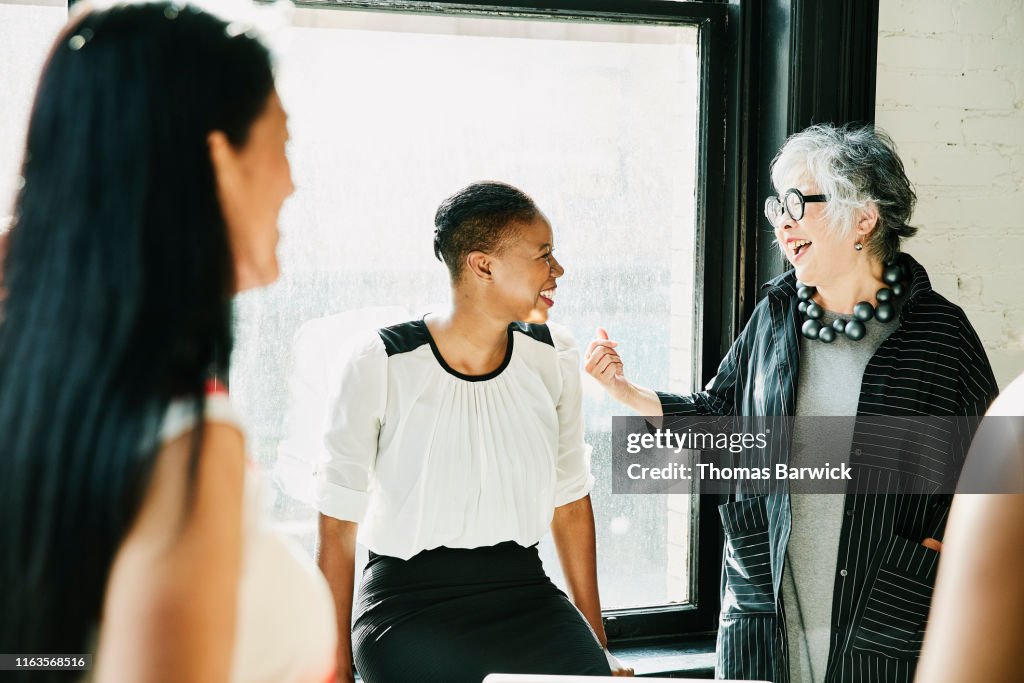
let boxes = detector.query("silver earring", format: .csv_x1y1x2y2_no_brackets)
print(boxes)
854,243,863,251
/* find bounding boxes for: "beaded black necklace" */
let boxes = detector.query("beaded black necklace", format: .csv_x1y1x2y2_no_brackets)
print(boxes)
797,261,907,343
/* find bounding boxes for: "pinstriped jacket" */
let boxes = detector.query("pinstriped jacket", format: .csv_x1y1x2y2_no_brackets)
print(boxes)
657,253,998,683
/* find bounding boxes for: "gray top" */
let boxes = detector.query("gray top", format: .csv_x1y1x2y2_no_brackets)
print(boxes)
783,306,900,683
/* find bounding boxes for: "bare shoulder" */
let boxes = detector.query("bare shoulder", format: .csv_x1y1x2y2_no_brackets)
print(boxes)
950,493,1024,550
120,420,246,553
917,492,1024,681
94,420,247,682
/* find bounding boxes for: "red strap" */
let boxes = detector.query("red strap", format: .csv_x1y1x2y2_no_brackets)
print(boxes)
205,378,228,396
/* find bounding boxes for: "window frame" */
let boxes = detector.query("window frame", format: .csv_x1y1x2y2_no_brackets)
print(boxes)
287,0,735,643
184,0,881,651
43,0,882,657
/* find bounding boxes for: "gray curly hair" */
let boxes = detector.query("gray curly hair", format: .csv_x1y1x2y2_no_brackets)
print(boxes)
770,124,918,263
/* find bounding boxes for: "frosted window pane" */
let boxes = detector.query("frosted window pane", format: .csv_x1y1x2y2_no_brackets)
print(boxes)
0,3,68,227
228,8,701,611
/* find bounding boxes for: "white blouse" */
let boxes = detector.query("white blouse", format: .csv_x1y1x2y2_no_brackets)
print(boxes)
315,319,594,560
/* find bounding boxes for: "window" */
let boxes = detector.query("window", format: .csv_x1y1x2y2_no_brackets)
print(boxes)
0,1,68,229
3,0,898,656
230,0,729,640
1,0,732,644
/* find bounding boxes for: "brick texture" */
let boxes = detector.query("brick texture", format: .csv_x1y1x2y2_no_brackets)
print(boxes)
876,0,1024,389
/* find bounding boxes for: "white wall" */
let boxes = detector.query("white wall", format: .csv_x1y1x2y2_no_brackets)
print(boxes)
876,0,1024,389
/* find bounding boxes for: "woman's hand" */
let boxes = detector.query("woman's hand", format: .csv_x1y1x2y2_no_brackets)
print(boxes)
605,648,635,677
584,327,629,401
334,664,356,683
584,328,663,416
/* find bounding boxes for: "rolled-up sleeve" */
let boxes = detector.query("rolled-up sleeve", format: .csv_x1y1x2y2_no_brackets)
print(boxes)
316,333,387,523
550,325,595,506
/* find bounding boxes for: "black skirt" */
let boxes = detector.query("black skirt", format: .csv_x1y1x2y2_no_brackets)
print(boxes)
352,541,612,683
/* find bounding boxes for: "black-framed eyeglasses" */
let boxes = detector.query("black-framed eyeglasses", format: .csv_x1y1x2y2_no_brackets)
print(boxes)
764,188,828,225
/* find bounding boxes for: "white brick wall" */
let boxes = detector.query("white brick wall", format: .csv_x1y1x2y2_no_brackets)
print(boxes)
876,0,1024,389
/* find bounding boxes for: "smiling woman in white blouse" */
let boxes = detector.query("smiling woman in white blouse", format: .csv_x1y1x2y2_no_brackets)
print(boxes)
315,181,632,682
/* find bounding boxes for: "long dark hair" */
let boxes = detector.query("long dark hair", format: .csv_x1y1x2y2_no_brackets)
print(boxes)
0,3,274,666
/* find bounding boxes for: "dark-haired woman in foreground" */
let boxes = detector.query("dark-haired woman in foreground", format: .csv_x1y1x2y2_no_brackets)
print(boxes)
316,182,632,682
0,5,335,682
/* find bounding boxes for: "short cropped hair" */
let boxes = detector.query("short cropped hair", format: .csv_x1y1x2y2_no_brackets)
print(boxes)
771,124,918,263
433,181,538,282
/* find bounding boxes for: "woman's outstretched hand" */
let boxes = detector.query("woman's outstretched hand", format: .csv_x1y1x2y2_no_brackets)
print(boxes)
584,327,629,400
583,327,664,416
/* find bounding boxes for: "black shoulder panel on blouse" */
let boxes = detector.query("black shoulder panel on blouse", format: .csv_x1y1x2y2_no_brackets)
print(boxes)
511,322,554,347
377,320,431,357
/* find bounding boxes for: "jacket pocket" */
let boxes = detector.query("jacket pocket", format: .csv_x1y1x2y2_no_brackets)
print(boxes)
850,534,940,659
716,613,778,680
719,496,775,615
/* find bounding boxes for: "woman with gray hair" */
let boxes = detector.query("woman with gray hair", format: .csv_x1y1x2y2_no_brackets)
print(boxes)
585,123,997,682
